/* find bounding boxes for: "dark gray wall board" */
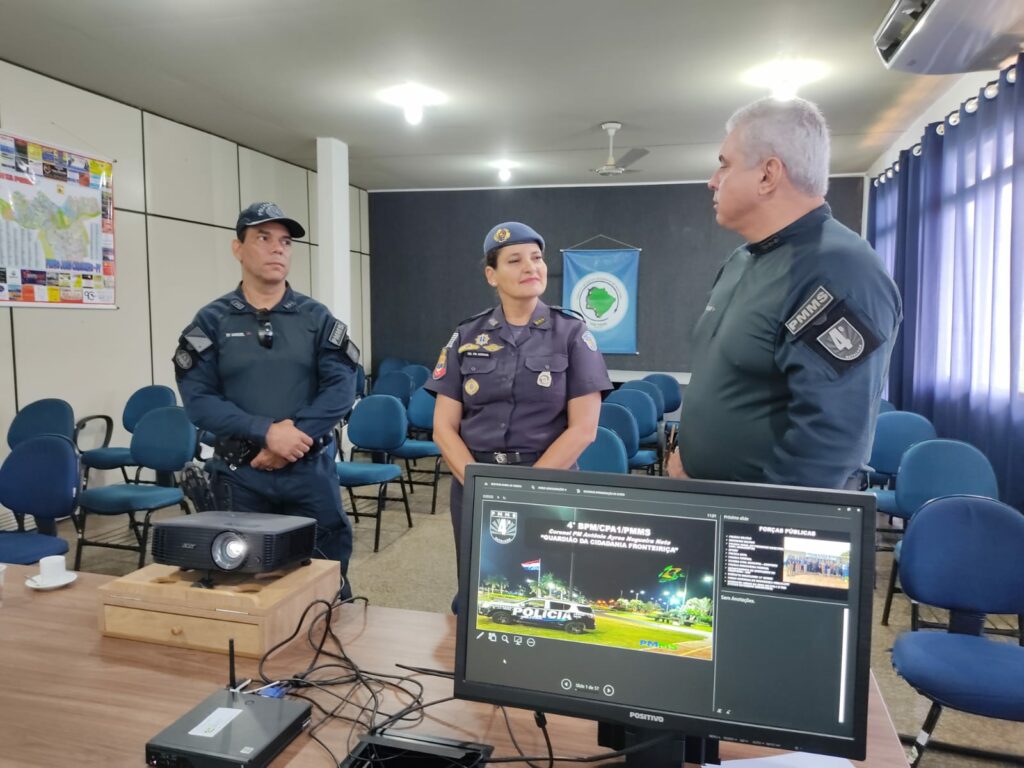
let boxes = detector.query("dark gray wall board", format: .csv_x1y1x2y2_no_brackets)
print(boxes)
369,178,863,374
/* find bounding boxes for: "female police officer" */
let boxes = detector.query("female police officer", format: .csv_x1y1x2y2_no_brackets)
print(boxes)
424,221,612,593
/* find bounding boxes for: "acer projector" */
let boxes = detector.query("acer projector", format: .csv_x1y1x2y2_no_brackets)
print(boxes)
152,511,316,575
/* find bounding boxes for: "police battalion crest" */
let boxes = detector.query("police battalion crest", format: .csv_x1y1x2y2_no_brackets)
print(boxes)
817,317,865,360
490,509,518,544
494,228,511,243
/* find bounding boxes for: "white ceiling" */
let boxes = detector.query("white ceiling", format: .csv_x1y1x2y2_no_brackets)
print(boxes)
0,0,960,190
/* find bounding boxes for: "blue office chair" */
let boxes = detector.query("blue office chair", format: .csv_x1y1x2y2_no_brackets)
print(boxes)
72,406,196,569
336,395,412,552
400,364,431,390
391,387,443,515
880,439,999,626
77,385,178,486
0,435,78,564
867,411,936,510
878,398,897,413
891,495,1024,767
599,402,657,473
578,426,628,474
643,372,683,434
619,381,665,455
6,397,76,450
371,370,416,408
605,389,659,474
376,356,409,379
5,397,76,534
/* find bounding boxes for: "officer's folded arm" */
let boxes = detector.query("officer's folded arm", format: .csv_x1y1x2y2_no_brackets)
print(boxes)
533,392,601,470
432,395,475,485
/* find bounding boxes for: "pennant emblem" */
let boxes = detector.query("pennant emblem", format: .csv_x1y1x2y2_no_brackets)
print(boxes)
816,317,865,361
432,348,448,379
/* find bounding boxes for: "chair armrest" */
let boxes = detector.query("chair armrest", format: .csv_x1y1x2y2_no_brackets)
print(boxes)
74,414,114,449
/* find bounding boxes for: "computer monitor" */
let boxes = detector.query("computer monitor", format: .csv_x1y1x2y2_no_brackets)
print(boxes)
453,466,875,764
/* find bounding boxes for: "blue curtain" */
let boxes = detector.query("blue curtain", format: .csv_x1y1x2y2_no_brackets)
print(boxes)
868,55,1024,509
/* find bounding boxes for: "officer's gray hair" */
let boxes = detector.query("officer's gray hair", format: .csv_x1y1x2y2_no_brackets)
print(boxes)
725,97,830,198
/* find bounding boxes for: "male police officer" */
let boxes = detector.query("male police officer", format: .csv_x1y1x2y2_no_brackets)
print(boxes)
669,98,902,490
175,202,359,589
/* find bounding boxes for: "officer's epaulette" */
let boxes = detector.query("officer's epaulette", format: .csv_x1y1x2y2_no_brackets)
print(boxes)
458,306,496,325
551,305,586,322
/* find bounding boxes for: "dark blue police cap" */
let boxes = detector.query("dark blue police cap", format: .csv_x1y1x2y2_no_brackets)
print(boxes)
483,221,545,258
236,201,305,240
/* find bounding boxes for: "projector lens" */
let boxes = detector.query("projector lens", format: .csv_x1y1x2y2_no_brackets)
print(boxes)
212,532,248,570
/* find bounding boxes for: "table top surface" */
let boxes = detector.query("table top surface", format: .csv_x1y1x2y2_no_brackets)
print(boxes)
0,566,908,767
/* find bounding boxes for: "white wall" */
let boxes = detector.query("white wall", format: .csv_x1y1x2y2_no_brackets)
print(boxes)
0,61,370,477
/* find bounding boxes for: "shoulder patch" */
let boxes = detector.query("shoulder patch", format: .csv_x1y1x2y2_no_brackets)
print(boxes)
181,324,213,355
445,331,459,349
328,319,348,348
581,330,599,352
794,301,881,375
433,348,449,380
785,286,834,336
343,338,360,365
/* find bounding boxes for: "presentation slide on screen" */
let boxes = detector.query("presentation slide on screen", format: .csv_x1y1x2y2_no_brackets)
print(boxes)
475,500,718,660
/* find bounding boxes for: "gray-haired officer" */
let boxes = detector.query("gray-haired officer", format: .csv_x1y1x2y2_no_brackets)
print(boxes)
174,202,360,591
670,97,902,489
425,221,613,582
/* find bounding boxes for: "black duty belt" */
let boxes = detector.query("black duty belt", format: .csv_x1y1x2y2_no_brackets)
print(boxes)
471,450,541,465
215,433,333,468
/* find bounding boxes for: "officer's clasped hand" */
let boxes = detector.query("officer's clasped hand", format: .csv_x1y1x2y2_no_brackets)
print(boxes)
266,419,314,463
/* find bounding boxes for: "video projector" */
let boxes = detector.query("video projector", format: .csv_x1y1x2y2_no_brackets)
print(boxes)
152,511,316,576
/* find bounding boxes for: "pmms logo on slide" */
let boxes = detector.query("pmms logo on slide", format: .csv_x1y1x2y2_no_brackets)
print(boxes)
628,711,665,723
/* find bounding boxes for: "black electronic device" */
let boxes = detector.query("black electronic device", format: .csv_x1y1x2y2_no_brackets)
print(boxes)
454,466,876,765
340,731,493,767
152,511,315,576
146,640,311,768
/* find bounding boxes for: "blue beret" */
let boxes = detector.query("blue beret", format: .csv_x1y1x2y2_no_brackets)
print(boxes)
483,221,545,258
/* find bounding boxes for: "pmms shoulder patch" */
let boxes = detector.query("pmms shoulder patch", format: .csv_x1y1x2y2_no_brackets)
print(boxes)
785,286,834,336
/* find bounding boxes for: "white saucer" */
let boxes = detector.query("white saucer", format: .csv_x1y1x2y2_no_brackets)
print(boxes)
25,571,78,591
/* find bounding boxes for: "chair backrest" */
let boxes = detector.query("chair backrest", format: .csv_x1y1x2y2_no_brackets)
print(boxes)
372,371,415,407
0,434,79,521
348,395,408,452
598,402,639,457
621,380,665,417
900,495,1024,616
354,364,367,398
895,439,999,518
376,356,408,379
407,387,436,431
122,385,177,432
7,398,75,449
642,373,682,413
605,389,658,436
878,398,896,413
401,364,431,389
868,410,937,475
578,426,629,474
129,406,197,472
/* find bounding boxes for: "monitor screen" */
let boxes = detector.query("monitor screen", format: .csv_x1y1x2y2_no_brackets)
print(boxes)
453,466,875,762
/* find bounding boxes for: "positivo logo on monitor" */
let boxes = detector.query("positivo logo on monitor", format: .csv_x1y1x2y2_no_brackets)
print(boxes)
628,711,665,723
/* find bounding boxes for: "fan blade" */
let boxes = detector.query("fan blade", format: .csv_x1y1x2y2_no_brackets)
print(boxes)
616,148,650,169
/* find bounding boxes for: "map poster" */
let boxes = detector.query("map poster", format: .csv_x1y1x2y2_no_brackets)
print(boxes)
0,132,115,307
562,248,639,354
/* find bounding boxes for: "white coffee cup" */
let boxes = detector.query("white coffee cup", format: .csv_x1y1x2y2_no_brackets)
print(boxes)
38,555,68,586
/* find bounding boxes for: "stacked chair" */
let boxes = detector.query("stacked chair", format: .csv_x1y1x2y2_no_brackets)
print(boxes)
578,426,629,474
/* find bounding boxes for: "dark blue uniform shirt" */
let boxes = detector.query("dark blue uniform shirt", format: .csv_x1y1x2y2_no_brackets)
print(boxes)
680,205,903,489
424,301,612,453
175,284,357,444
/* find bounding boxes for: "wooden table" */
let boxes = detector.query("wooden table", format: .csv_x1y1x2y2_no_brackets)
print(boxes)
0,566,908,767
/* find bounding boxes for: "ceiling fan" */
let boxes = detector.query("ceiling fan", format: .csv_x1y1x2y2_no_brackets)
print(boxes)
591,121,649,176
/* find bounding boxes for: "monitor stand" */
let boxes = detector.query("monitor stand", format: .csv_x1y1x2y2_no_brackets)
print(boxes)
598,721,720,767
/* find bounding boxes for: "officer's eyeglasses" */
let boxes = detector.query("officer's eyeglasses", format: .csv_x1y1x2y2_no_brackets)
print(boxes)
256,311,273,349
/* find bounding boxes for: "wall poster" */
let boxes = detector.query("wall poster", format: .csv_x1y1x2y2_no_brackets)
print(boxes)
0,131,115,307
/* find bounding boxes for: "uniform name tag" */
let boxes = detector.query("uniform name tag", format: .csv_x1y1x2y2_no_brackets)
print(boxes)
785,286,834,335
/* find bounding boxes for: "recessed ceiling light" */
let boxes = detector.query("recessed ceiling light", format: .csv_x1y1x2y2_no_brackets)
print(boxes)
489,159,520,183
741,58,829,101
377,82,447,125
